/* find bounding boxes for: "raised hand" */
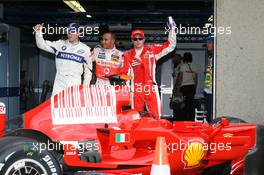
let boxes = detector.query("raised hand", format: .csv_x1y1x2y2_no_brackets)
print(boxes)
33,23,44,32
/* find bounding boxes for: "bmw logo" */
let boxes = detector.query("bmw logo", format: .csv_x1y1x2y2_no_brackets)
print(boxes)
62,45,67,50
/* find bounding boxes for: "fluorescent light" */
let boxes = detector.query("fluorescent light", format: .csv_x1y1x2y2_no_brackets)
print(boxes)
63,0,92,18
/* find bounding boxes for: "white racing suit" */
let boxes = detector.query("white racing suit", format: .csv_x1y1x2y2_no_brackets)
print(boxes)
84,46,124,85
35,31,92,95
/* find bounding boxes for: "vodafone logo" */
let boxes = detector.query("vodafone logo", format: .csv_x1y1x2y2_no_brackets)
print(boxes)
104,68,110,75
0,103,6,114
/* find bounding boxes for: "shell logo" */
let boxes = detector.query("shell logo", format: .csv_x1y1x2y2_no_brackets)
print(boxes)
183,142,205,168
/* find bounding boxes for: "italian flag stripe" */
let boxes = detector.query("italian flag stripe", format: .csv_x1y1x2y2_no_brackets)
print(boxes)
116,133,130,143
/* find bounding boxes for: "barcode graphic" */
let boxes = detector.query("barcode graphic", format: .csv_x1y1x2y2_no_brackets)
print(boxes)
51,85,117,125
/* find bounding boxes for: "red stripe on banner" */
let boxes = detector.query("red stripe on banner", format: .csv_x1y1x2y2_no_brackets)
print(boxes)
69,87,72,108
80,86,85,107
54,94,58,108
95,86,99,108
70,87,73,108
62,90,65,108
64,88,67,109
92,86,98,107
67,87,70,108
71,86,74,108
109,86,114,107
85,84,89,107
94,86,99,117
101,86,107,107
97,86,103,116
106,86,111,107
61,89,64,108
87,85,92,107
88,86,92,107
83,85,88,109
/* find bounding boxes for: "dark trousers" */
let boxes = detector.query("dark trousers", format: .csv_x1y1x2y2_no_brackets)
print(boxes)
173,85,196,121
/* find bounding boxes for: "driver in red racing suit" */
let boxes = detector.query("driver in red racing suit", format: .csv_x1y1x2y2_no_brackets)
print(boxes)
123,20,176,117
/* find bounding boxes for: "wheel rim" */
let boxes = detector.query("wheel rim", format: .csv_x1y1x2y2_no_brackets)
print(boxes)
4,158,48,175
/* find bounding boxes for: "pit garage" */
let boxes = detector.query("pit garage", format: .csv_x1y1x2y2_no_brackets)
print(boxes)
0,0,264,175
0,0,213,122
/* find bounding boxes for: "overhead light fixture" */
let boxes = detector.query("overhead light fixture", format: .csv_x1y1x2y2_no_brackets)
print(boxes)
63,0,92,18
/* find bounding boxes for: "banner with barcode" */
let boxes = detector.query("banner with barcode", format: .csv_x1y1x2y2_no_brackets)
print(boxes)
51,85,117,125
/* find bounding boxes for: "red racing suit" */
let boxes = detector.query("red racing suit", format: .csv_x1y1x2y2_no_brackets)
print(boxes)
123,29,176,117
84,45,124,85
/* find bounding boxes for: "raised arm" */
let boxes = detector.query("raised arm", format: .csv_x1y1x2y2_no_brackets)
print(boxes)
153,29,177,61
34,23,58,54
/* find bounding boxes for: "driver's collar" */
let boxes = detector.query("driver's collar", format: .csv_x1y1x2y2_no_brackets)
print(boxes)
67,39,79,45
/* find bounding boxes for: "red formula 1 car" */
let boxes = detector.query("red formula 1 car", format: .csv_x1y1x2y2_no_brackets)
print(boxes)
0,83,263,175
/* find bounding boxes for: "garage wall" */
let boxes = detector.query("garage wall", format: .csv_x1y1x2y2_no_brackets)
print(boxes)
215,0,264,122
0,25,20,120
38,51,56,89
20,45,56,110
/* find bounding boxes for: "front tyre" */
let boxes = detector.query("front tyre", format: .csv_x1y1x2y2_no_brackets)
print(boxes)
0,136,62,175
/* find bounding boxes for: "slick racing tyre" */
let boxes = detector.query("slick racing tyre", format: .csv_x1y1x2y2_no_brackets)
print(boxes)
0,136,62,175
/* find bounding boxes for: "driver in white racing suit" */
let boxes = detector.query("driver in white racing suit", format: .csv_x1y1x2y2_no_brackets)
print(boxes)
84,32,124,85
34,23,93,95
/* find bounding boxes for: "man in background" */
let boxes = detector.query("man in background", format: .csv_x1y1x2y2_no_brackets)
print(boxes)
204,35,214,122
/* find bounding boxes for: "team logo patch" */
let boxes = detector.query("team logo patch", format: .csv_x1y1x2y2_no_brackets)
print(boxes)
131,59,141,67
104,68,110,75
77,49,85,54
111,54,120,62
57,52,84,63
62,45,67,50
98,52,106,59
